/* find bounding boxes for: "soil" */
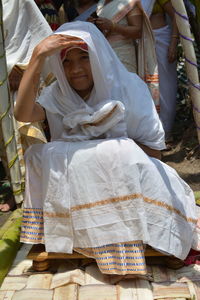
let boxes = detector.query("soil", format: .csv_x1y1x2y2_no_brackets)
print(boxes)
162,105,200,192
162,139,200,191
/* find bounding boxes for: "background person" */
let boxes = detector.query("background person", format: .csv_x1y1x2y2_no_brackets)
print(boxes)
89,0,160,110
65,0,98,21
142,0,179,141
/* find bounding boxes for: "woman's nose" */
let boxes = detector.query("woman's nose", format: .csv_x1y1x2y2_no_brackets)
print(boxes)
71,61,83,73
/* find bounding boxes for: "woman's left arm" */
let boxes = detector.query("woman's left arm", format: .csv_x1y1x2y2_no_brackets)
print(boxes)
162,0,179,63
94,6,143,39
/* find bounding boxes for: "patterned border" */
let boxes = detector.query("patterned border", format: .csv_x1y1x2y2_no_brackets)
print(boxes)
23,193,197,224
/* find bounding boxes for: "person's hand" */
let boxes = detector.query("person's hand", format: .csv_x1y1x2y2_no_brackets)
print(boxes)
8,67,23,91
33,35,83,59
95,17,113,36
168,37,178,63
87,16,96,23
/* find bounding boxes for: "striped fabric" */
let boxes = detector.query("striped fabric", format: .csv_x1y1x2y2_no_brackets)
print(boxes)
75,241,147,275
21,207,147,275
20,208,44,244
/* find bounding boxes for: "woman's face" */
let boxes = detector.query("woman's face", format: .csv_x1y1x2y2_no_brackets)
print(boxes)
63,48,94,99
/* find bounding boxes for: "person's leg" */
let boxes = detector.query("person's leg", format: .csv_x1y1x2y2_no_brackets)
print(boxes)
154,26,178,139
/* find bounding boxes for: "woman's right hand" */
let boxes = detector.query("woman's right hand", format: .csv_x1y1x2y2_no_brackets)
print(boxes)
33,34,83,59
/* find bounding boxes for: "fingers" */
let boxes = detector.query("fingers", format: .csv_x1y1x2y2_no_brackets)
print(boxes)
55,34,81,41
36,35,86,57
51,35,84,48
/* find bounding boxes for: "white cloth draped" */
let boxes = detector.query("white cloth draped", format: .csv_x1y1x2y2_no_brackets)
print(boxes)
141,0,178,134
21,22,197,260
154,25,177,134
61,100,127,141
3,0,52,74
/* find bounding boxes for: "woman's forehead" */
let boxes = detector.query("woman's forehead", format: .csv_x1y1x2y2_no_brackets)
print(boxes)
60,41,88,61
65,48,88,57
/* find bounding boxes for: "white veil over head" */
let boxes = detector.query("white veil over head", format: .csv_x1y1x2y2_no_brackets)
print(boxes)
42,21,130,112
38,21,165,149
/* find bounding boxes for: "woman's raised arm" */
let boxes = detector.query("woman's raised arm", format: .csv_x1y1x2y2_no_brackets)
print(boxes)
14,34,81,123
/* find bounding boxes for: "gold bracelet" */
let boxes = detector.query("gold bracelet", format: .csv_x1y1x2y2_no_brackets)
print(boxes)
111,21,116,32
13,65,24,75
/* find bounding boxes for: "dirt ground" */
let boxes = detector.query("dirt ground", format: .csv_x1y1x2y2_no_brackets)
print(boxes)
162,108,200,192
163,142,200,191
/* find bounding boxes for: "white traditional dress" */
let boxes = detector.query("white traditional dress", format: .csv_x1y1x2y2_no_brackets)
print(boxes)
20,22,197,275
141,0,178,136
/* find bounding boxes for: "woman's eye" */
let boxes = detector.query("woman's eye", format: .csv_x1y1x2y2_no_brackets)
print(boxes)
81,55,89,60
63,59,70,64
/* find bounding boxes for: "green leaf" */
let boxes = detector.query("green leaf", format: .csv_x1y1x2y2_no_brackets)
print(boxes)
0,209,22,286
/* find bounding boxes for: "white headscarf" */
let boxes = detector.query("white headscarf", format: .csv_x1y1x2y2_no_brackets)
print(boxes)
38,21,165,149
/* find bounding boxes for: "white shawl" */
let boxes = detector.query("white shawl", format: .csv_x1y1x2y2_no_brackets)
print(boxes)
38,21,165,149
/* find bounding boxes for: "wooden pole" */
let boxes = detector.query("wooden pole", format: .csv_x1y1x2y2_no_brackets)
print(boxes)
0,0,23,204
171,0,200,143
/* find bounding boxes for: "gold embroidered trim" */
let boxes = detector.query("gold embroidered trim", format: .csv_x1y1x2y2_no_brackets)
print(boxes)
23,211,43,214
143,197,197,224
43,212,70,218
20,237,44,243
71,193,142,211
23,208,43,212
21,230,44,236
23,193,197,224
112,0,139,23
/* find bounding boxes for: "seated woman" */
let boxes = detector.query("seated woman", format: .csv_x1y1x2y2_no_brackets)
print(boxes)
15,21,197,277
90,0,160,109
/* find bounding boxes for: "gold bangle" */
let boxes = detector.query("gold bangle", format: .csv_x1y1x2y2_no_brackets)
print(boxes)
13,65,24,75
111,21,116,32
172,35,179,39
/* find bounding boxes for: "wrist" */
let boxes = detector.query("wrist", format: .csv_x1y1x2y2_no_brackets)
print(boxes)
32,46,47,62
111,20,116,33
28,49,46,73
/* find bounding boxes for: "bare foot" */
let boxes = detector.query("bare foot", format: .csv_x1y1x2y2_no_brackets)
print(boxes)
0,196,16,212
